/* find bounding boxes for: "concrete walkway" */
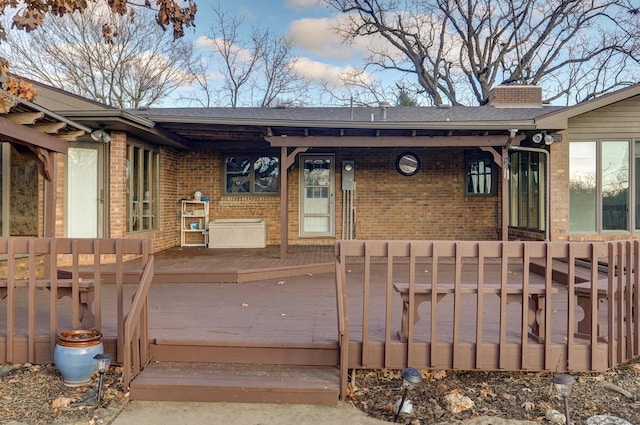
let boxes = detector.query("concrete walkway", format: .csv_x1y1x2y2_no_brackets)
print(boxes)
109,401,538,425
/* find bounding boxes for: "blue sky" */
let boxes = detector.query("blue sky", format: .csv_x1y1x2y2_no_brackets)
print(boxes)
192,0,361,72
174,0,380,105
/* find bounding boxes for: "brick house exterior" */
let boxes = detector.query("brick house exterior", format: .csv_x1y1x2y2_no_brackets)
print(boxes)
18,81,640,253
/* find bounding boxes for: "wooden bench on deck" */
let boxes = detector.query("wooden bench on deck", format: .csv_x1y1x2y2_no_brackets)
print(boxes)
0,277,95,328
574,279,609,339
393,283,557,343
529,259,610,339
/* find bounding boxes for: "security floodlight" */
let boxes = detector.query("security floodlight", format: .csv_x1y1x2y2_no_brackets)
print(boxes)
90,129,111,143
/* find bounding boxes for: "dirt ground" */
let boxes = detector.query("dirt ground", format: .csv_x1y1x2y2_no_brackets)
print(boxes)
0,363,127,425
348,357,640,424
1,359,640,424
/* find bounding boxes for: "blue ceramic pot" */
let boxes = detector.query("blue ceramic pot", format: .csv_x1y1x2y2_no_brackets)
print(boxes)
54,329,103,387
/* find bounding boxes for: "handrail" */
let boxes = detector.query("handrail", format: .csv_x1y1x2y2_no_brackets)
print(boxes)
0,237,153,371
122,254,155,388
334,243,349,400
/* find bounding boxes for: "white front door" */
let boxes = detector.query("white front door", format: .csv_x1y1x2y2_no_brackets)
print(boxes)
66,144,105,237
300,155,335,237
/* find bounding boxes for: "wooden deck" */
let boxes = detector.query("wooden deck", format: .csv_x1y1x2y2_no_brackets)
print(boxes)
1,242,631,405
3,245,612,355
97,245,335,283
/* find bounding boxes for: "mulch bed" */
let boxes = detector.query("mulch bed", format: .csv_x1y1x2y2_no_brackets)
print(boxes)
2,358,640,424
0,363,127,424
349,357,640,424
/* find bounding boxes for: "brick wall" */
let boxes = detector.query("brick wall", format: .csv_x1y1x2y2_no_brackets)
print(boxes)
550,131,569,240
351,148,500,240
174,147,502,245
108,131,127,238
109,133,181,252
489,85,542,107
157,146,179,250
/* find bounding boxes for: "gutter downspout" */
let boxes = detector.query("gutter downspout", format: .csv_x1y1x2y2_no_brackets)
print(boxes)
507,144,551,242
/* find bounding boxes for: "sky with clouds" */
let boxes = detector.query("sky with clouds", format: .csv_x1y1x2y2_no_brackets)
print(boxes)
180,0,382,105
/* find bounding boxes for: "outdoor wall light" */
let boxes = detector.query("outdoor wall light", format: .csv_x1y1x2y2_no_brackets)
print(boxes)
531,131,562,145
552,373,576,424
90,129,111,143
93,353,113,404
394,367,423,422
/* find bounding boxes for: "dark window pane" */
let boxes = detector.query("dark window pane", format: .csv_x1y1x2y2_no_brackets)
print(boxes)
254,157,279,193
465,152,495,196
226,157,251,193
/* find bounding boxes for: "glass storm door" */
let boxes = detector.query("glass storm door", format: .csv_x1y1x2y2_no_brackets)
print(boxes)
66,144,104,237
300,155,335,237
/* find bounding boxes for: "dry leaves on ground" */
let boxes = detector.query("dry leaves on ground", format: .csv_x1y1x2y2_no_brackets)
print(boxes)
349,358,640,424
0,363,127,425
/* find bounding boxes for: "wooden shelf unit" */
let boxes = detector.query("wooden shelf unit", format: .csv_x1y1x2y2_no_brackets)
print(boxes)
181,200,209,247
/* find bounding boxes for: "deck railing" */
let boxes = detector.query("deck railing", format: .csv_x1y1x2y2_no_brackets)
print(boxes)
122,254,154,387
0,237,154,387
334,240,640,400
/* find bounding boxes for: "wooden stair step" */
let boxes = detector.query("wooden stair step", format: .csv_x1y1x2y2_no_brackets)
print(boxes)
149,341,339,366
129,362,340,405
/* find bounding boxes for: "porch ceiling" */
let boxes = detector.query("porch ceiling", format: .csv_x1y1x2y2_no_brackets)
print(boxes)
154,122,527,149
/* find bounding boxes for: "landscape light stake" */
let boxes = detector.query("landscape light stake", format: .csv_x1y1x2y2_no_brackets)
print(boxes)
93,353,113,405
394,368,423,422
552,373,576,425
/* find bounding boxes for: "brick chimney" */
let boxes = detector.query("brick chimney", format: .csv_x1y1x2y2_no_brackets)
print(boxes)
488,85,542,108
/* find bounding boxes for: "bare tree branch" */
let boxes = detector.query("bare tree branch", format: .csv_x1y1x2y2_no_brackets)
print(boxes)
324,0,640,105
200,4,310,107
1,2,200,108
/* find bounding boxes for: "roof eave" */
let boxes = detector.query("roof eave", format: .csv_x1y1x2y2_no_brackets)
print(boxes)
57,110,189,148
144,115,539,131
536,83,640,129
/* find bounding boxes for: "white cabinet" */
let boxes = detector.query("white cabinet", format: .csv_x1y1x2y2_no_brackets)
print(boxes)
181,200,209,247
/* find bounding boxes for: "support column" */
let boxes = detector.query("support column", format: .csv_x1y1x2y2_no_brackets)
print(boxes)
280,147,288,258
502,147,509,241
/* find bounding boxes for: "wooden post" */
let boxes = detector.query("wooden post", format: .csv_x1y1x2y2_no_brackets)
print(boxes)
502,147,509,241
280,147,288,259
44,151,57,238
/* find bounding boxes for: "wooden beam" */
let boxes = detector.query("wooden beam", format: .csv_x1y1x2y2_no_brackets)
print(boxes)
0,116,68,153
5,112,44,125
36,147,54,181
480,146,502,165
266,135,526,148
57,130,86,142
284,147,308,169
32,122,67,134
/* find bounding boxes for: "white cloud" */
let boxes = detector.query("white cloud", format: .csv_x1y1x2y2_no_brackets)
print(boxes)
292,57,374,85
284,0,321,10
288,17,365,62
194,35,255,63
288,14,393,65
